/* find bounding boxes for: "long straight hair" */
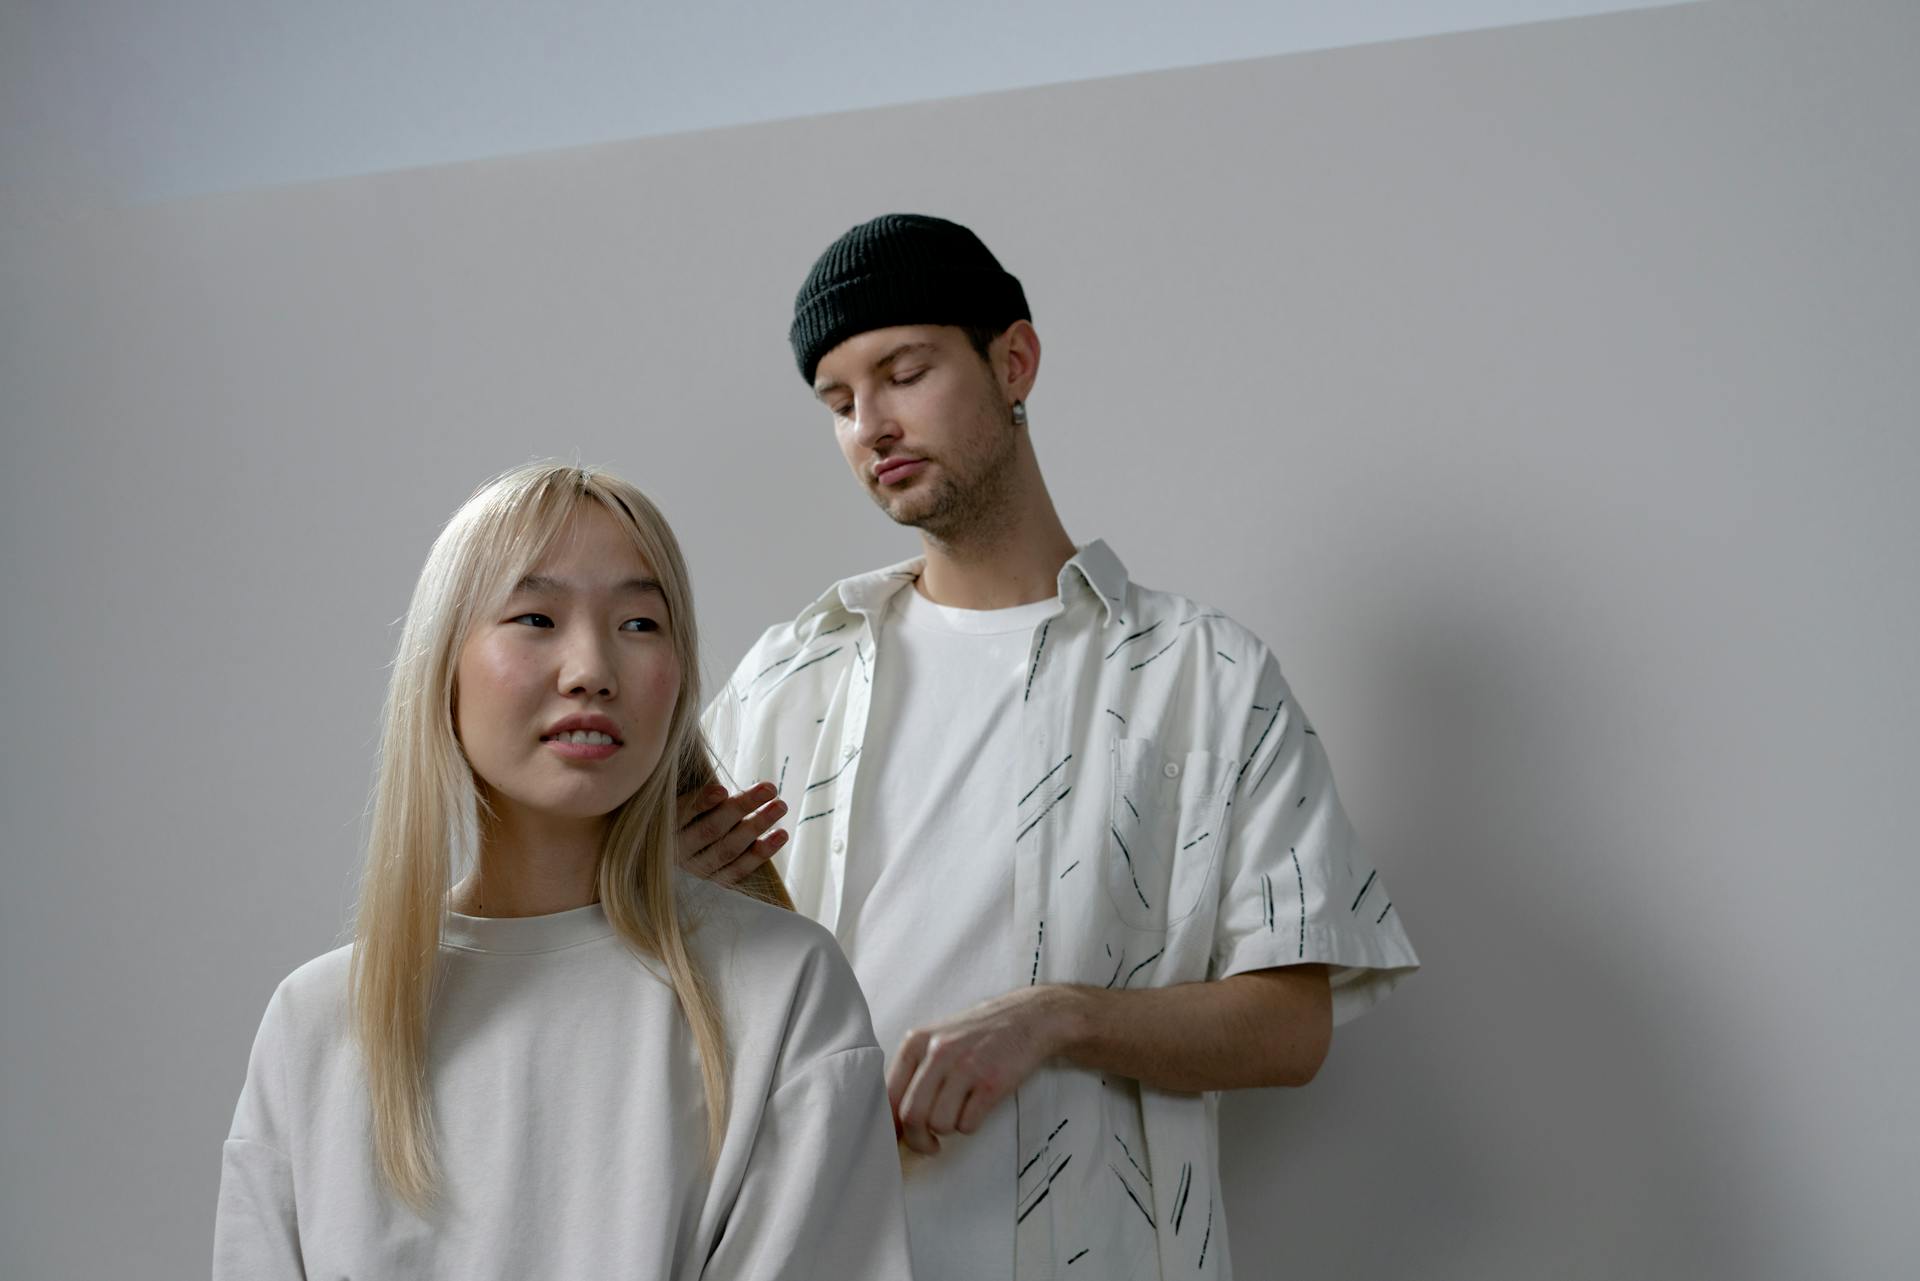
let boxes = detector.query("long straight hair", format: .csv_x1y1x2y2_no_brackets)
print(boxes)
348,461,784,1211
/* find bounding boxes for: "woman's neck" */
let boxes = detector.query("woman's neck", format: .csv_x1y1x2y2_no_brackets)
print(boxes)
451,802,605,918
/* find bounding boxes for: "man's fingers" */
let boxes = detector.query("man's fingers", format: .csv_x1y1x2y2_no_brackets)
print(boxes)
887,1031,928,1122
896,1058,946,1156
680,790,748,848
922,1065,971,1138
898,1033,981,1156
699,796,787,874
677,784,728,830
679,786,772,879
954,1084,998,1136
710,828,789,885
681,783,778,852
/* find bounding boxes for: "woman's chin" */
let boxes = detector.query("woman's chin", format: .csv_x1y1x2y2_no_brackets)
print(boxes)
487,784,637,828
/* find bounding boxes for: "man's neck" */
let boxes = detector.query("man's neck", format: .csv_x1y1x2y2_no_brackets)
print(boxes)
916,493,1077,611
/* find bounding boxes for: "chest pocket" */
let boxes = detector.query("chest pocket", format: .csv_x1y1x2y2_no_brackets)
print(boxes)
1105,738,1234,930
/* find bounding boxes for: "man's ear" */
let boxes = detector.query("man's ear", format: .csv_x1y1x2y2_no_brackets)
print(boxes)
999,320,1042,404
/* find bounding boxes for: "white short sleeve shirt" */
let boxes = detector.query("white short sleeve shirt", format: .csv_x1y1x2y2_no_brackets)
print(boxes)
705,541,1420,1281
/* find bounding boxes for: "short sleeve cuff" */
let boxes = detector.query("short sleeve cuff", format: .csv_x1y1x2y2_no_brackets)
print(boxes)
1213,923,1420,1027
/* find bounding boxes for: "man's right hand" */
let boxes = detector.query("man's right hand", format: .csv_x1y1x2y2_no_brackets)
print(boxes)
677,781,788,885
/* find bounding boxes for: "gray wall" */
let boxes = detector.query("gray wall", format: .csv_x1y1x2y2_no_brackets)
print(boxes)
3,1,1916,1276
0,0,1693,199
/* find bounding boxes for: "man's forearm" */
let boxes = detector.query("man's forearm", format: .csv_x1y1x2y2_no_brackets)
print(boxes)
1039,965,1332,1093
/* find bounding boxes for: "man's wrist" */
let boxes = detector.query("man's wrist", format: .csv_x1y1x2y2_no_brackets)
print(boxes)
1034,983,1099,1061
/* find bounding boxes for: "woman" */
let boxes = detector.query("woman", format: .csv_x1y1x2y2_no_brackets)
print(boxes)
212,462,911,1278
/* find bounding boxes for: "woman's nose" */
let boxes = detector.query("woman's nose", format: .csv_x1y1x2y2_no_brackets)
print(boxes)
557,629,617,698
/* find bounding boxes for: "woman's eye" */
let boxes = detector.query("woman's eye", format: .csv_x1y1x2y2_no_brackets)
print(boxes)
621,618,660,633
509,613,555,628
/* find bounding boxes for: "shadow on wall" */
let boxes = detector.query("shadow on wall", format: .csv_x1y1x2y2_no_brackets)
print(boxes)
1216,548,1808,1280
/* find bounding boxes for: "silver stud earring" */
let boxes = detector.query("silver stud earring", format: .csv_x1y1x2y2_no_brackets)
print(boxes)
1011,400,1028,428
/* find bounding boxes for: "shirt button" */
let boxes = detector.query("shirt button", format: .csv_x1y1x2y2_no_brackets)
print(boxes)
1163,762,1181,779
832,837,846,854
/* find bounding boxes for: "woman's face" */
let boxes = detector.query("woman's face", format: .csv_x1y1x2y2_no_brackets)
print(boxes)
453,503,681,829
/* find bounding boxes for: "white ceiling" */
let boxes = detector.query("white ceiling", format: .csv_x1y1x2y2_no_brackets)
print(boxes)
2,1,1695,202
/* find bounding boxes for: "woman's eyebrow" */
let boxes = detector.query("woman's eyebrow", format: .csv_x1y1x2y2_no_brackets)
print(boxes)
510,574,664,597
616,577,667,598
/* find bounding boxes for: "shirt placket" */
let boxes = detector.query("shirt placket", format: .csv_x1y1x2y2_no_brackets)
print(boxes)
1013,605,1080,1281
817,615,876,937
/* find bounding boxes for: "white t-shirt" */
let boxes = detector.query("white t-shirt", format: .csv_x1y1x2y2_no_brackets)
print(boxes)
212,875,912,1280
838,586,1060,1281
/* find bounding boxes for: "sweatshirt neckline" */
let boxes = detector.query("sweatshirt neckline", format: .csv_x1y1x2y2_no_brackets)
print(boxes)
443,902,613,954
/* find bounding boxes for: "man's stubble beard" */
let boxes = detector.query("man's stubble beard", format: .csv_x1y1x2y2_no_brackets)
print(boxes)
875,406,1023,548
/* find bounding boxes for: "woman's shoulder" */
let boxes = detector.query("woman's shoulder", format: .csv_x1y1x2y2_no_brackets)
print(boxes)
281,940,354,996
251,943,355,1048
675,874,877,1064
677,873,845,973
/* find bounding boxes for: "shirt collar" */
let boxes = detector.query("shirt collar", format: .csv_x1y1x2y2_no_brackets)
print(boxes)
796,539,1129,628
1058,538,1128,625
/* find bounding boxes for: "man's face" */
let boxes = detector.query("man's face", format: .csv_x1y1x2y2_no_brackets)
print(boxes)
812,324,1020,539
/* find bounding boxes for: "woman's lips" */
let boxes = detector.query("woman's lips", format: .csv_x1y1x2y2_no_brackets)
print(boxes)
542,729,621,761
547,740,619,760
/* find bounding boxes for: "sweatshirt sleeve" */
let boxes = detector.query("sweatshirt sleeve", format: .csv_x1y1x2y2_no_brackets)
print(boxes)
699,1044,912,1281
212,985,307,1279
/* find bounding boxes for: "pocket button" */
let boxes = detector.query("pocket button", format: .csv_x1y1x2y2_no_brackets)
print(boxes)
1163,762,1180,778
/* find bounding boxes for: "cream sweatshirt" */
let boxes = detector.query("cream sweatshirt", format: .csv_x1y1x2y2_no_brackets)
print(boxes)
212,875,913,1279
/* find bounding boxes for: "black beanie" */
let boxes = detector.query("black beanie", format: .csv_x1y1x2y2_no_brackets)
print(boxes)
789,213,1031,384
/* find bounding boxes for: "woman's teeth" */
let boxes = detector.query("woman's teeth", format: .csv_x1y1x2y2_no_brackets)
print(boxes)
551,730,616,745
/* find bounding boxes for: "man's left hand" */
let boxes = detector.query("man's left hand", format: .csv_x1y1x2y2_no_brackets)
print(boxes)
887,987,1074,1155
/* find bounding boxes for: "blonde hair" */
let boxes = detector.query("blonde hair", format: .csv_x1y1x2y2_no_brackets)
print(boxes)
348,461,786,1211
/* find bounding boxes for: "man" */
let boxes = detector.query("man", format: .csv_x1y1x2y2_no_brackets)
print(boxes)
683,213,1419,1280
